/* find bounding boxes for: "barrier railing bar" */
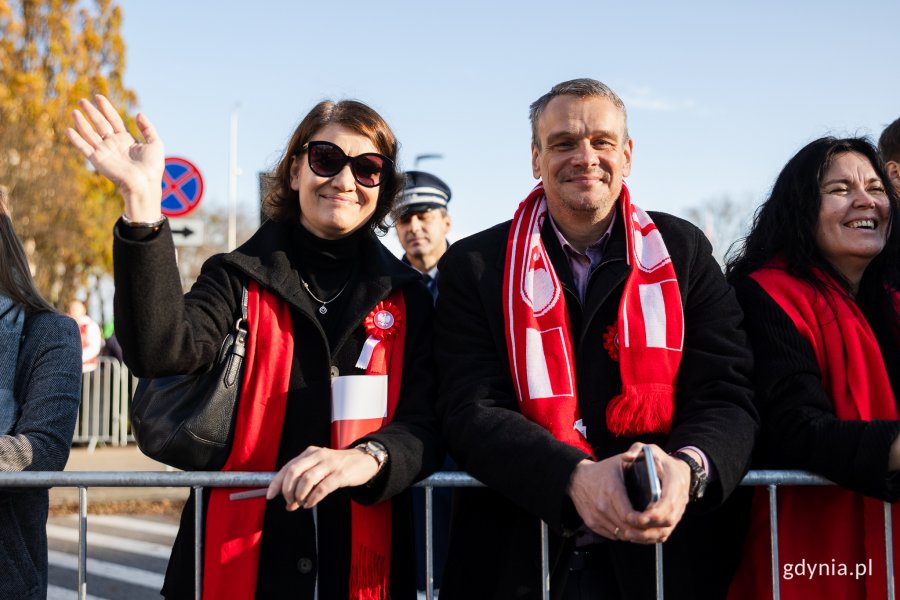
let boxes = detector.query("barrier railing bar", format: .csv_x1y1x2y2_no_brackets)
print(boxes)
1,469,836,488
425,485,434,600
2,470,845,599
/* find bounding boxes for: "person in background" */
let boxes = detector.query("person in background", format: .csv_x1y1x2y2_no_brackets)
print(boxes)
393,170,454,591
0,187,82,599
99,321,124,363
67,94,443,600
434,78,758,599
66,299,101,372
726,137,900,600
878,117,900,192
394,171,452,301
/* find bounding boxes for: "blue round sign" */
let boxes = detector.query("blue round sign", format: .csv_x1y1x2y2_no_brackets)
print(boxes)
160,157,204,217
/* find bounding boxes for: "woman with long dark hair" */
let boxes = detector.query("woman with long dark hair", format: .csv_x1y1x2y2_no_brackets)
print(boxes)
0,188,81,599
726,137,900,599
66,96,442,599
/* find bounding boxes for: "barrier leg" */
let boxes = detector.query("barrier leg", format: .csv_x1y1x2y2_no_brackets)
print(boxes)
78,486,87,600
426,485,434,600
194,486,203,600
541,521,550,600
769,484,780,600
656,542,664,599
886,502,895,600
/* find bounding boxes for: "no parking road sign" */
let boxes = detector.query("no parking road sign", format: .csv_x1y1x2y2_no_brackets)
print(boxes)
161,157,204,217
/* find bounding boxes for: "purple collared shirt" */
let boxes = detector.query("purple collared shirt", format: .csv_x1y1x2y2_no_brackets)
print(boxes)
548,209,616,303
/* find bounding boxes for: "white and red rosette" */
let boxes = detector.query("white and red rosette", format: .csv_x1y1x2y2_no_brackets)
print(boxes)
355,299,404,371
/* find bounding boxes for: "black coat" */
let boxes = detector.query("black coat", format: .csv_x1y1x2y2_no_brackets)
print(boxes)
733,277,900,500
113,219,443,600
434,212,758,600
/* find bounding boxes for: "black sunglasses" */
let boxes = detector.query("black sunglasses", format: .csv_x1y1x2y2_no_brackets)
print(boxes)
300,141,392,188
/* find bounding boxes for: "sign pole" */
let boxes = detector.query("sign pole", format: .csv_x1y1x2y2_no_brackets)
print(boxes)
228,106,239,251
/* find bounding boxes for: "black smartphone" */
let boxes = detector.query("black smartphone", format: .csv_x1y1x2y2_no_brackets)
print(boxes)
625,445,662,511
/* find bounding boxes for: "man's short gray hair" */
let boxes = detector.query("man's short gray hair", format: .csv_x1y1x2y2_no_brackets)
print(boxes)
529,78,629,148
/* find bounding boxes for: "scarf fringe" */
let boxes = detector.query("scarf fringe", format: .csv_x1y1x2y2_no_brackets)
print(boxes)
606,384,674,436
349,545,390,600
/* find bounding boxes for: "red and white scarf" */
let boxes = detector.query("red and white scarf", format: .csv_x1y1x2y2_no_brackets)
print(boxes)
502,182,683,449
202,281,406,600
728,262,899,600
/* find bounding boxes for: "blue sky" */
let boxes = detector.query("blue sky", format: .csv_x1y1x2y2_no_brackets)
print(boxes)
116,0,900,255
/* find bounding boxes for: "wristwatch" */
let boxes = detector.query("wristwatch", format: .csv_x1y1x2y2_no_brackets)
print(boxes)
671,451,708,502
355,441,389,473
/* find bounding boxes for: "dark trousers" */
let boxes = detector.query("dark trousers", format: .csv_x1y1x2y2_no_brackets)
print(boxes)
561,544,624,600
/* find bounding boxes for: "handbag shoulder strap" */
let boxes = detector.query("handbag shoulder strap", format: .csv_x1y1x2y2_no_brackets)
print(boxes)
221,280,249,387
235,279,249,347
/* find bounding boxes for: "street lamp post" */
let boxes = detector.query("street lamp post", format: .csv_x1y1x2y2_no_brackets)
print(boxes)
414,153,443,169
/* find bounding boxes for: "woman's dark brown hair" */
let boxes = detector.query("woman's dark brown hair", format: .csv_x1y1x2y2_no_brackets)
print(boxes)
0,188,55,313
262,99,404,236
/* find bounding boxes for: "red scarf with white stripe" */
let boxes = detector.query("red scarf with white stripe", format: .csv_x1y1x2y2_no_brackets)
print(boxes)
202,282,406,600
728,263,899,600
502,182,683,448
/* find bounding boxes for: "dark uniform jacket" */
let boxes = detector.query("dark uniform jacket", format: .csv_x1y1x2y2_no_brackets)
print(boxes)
434,212,758,600
113,219,443,600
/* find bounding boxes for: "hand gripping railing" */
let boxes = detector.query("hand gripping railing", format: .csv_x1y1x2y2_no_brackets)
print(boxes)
0,470,893,600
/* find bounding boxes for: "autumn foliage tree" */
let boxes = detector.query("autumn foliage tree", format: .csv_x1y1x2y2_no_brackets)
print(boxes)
0,0,136,307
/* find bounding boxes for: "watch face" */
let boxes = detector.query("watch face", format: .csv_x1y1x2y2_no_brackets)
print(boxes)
673,451,707,501
366,442,387,465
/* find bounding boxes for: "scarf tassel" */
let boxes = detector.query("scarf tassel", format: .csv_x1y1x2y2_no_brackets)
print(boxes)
606,383,674,436
349,545,390,600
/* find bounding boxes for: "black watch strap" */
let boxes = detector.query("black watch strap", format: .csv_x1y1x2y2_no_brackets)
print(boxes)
671,451,708,502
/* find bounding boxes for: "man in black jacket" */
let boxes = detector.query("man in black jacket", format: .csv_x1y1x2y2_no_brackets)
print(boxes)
878,117,900,193
434,78,758,599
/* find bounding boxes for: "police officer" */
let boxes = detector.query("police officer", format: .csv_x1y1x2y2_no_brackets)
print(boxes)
394,171,452,301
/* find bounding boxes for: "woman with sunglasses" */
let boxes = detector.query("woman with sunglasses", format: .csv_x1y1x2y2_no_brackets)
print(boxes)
66,95,442,600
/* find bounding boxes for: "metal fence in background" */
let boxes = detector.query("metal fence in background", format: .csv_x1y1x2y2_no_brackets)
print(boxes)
0,470,895,600
72,357,137,448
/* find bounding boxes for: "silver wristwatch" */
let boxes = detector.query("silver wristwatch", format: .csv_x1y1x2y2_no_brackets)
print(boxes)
355,441,389,472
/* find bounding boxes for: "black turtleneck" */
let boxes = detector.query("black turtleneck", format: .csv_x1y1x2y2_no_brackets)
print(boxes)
290,222,368,347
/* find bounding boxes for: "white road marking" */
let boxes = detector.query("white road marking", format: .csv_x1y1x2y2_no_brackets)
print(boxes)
59,514,179,537
47,524,172,559
47,583,107,600
48,550,164,590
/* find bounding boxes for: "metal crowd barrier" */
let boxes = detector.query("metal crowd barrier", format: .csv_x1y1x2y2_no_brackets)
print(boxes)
73,357,137,448
0,470,894,600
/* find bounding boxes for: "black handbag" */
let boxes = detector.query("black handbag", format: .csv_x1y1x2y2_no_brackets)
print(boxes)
130,283,249,471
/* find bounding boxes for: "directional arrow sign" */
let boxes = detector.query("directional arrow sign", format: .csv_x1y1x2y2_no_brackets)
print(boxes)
169,218,205,247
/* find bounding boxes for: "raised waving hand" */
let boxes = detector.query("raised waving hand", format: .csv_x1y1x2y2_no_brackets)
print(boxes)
66,94,164,222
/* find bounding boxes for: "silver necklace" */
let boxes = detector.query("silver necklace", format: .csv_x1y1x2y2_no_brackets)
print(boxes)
299,274,351,314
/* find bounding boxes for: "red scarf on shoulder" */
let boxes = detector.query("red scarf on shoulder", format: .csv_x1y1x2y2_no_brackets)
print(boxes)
502,182,683,451
202,281,406,600
728,262,899,600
